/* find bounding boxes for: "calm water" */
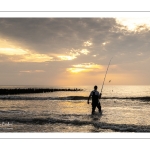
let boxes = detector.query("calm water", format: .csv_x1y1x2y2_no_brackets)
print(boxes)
0,85,150,132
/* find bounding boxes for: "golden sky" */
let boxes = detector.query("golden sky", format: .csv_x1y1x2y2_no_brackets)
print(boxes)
0,18,150,86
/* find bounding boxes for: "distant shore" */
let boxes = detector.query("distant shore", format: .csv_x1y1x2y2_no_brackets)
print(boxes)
0,88,83,95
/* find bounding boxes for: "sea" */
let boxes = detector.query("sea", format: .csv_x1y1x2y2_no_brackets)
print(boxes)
0,85,150,133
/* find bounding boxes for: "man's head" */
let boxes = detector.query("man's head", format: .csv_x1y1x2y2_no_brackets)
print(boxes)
94,85,98,90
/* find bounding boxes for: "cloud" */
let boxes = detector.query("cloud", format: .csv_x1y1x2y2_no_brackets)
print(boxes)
83,41,93,47
1,18,150,85
0,19,129,64
116,18,150,32
0,18,116,54
80,49,90,55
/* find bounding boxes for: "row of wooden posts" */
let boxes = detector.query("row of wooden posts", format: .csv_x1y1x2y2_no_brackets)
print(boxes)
0,88,83,95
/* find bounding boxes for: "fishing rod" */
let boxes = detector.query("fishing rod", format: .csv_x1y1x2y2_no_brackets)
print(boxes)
101,57,113,94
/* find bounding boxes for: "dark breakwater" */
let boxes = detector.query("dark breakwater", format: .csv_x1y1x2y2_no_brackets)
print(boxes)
0,88,83,95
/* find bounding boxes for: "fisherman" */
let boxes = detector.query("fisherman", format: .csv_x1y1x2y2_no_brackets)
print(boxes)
87,85,102,115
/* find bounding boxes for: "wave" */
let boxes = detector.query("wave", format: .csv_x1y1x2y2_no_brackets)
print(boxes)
0,95,150,101
0,117,150,132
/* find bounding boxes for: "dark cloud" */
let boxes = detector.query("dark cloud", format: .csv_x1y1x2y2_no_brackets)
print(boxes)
0,18,116,53
1,18,150,64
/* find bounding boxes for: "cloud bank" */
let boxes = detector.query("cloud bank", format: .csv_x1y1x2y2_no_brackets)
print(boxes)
0,18,150,85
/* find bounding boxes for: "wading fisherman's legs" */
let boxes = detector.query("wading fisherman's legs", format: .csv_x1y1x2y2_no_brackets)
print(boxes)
92,102,101,114
97,102,101,113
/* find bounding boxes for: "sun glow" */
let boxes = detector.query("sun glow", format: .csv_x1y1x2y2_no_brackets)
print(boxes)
67,68,88,73
0,48,28,55
57,55,76,60
0,38,54,62
5,53,53,62
73,63,102,69
67,63,103,73
116,18,150,31
23,54,53,62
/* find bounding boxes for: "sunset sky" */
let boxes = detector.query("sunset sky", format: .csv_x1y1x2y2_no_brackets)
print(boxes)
1,17,150,86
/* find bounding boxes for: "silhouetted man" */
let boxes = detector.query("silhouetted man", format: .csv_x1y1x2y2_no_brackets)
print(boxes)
87,85,102,115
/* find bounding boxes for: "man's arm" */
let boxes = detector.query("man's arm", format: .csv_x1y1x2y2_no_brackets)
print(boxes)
99,93,102,99
87,95,91,104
